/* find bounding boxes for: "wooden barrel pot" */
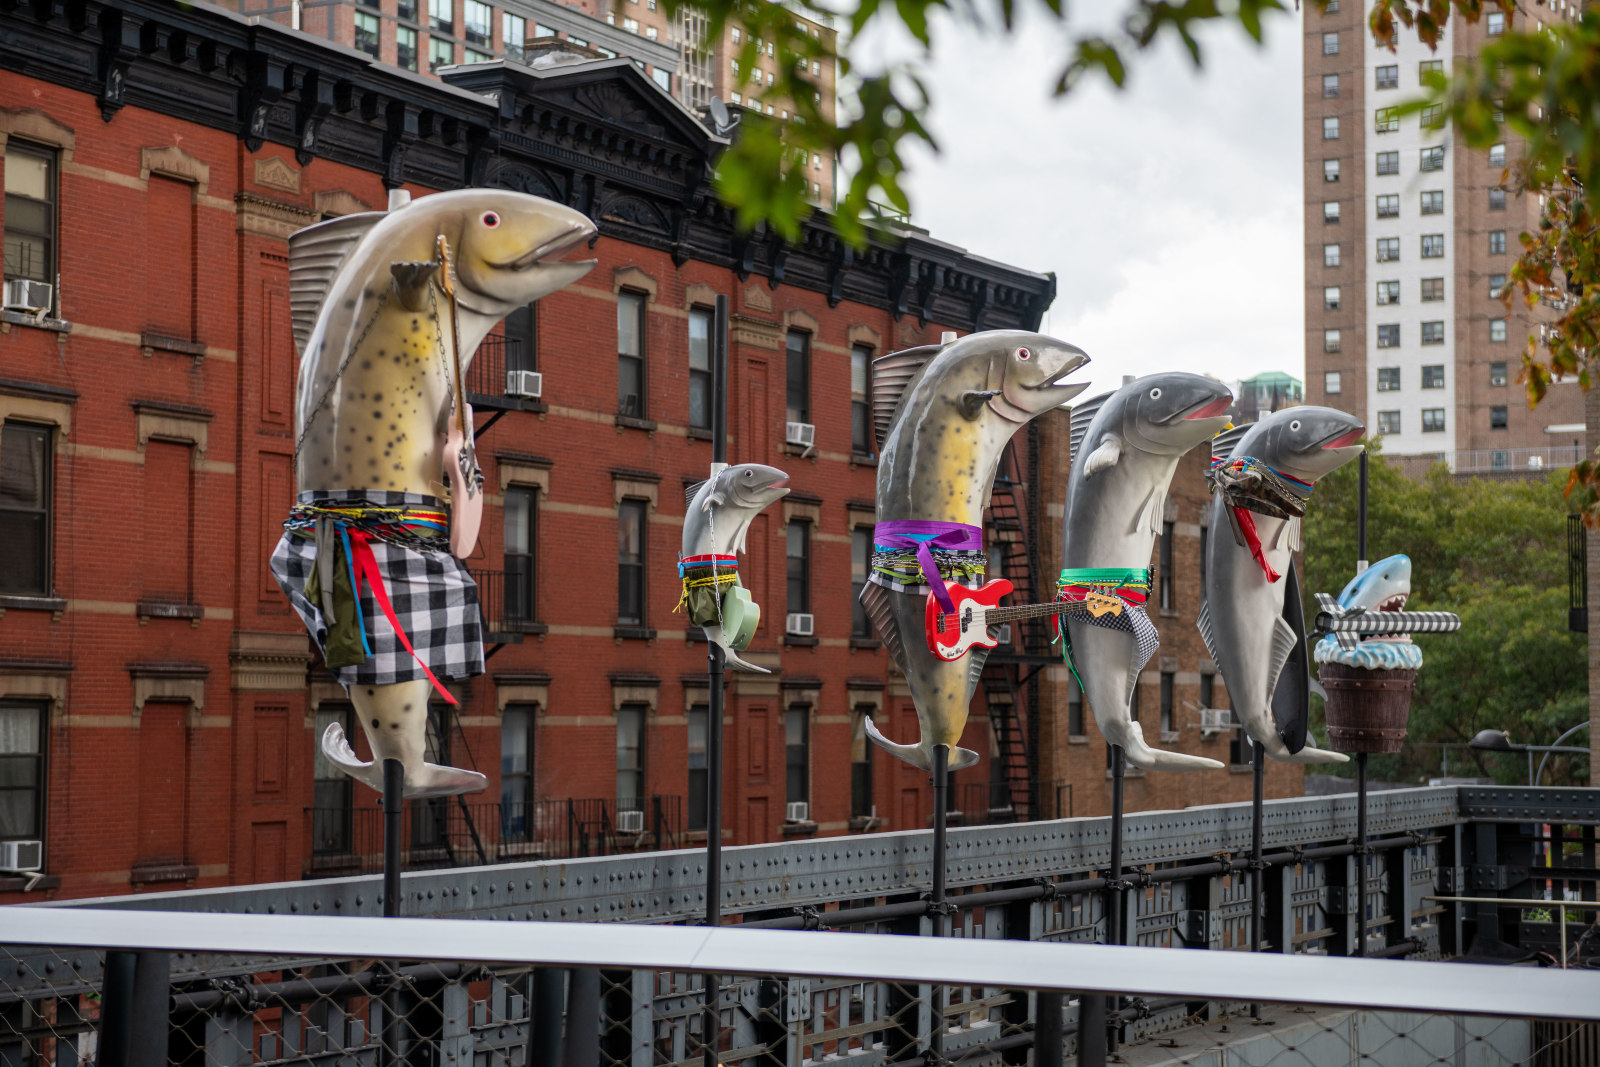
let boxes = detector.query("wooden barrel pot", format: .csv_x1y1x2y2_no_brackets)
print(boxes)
1317,663,1417,754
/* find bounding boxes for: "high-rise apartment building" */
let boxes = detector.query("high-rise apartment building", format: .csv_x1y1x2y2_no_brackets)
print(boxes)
229,0,838,205
1303,3,1585,474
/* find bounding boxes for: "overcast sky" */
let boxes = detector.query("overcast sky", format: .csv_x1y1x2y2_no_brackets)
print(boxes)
851,8,1306,401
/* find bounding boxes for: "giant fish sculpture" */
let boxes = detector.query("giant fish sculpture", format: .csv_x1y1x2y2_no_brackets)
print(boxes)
1060,373,1234,771
272,189,596,797
679,463,791,672
861,331,1090,771
1198,407,1364,764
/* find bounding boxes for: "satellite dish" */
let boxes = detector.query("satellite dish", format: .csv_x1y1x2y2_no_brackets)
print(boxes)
708,97,739,136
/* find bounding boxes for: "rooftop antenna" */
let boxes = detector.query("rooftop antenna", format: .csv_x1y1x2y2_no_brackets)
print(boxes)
708,97,740,137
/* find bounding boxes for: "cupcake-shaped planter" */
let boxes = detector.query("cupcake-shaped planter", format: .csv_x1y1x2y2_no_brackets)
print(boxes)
1316,661,1417,754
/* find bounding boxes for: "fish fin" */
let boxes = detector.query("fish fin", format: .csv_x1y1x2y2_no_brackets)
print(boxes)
406,763,489,799
320,722,382,792
966,641,993,700
390,260,442,311
1082,435,1122,479
1274,516,1302,552
288,211,384,359
863,716,930,770
722,645,772,673
1266,615,1300,711
959,389,1002,420
859,581,906,672
1210,423,1252,462
949,747,982,771
1195,600,1220,665
871,345,941,450
702,488,728,513
1069,391,1114,461
1136,489,1164,536
1309,678,1327,701
1272,563,1311,753
685,480,706,508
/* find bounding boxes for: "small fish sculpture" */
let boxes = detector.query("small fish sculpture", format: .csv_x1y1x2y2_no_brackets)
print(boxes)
1312,554,1426,671
1198,407,1364,764
1061,373,1235,771
272,189,596,798
861,331,1091,771
680,463,791,672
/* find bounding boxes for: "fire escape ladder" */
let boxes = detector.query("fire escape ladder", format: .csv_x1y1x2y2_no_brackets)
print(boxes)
983,670,1033,820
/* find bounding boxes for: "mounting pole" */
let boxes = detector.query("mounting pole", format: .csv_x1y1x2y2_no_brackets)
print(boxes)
701,293,730,1067
1355,751,1369,957
381,759,405,1067
929,742,950,1060
1357,450,1369,574
1249,739,1266,1017
1104,745,1127,1053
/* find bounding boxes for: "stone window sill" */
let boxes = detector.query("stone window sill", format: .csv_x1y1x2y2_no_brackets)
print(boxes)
784,634,818,647
507,620,549,637
1229,763,1256,775
130,863,198,886
615,414,657,433
1068,734,1089,745
614,625,657,642
137,599,203,623
849,636,881,650
687,427,713,441
0,310,71,334
850,452,877,467
0,594,66,617
781,819,819,837
141,331,208,362
0,873,60,893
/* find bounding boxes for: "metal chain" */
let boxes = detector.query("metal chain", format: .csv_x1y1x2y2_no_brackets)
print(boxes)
295,289,394,458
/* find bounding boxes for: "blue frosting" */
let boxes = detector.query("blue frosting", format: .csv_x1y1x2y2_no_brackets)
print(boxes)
1314,634,1423,670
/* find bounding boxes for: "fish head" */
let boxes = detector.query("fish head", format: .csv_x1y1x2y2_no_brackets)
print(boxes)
973,331,1092,422
1121,373,1235,455
707,463,791,512
425,190,598,315
1253,406,1365,482
1338,553,1411,612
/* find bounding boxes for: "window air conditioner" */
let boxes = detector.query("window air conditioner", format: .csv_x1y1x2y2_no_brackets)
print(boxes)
785,801,809,823
1199,708,1232,737
614,809,644,834
786,612,814,637
505,370,543,399
785,421,815,448
0,840,44,872
3,279,52,314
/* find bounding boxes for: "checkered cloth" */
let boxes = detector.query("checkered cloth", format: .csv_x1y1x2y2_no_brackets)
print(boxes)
1060,603,1161,707
270,489,485,687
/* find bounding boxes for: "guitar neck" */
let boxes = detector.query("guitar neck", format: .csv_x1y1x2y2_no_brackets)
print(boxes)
981,601,1078,625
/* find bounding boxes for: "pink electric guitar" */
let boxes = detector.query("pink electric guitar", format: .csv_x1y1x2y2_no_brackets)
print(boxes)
926,579,1105,661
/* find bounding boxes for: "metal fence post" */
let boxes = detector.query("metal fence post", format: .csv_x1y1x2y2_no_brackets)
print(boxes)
99,950,170,1067
439,975,474,1067
562,968,600,1067
531,967,565,1065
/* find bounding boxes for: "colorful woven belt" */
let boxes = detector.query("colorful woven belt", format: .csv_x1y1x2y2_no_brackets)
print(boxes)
870,520,984,613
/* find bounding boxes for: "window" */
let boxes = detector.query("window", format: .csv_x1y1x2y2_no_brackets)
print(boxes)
1489,273,1507,298
1067,671,1084,736
5,141,57,292
1488,188,1506,211
1421,233,1445,258
1376,193,1399,218
1422,364,1445,388
504,302,536,373
1200,671,1215,711
1419,59,1442,81
463,0,490,43
1159,521,1174,611
731,26,740,42
785,706,809,805
1487,10,1504,35
1490,361,1508,386
1421,277,1445,302
688,704,708,831
0,423,52,596
464,47,491,62
1377,367,1401,391
1323,73,1340,97
785,329,810,425
617,290,646,418
1422,408,1446,433
1421,104,1444,128
646,26,657,39
616,703,646,810
1375,107,1400,133
1159,673,1174,735
1377,324,1400,348
1490,405,1508,430
396,25,418,70
1420,146,1445,171
1420,190,1443,215
1375,64,1398,89
1324,159,1341,182
1230,707,1252,766
1377,150,1400,175
502,12,525,59
1323,201,1340,224
1377,410,1401,434
1324,329,1342,353
850,708,873,818
813,60,821,76
1377,237,1400,262
0,702,45,852
1489,143,1506,167
1490,318,1507,343
1325,371,1343,395
688,306,713,431
1421,323,1445,347
622,17,639,32
534,22,556,36
353,11,380,56
312,705,354,854
1322,116,1340,140
786,520,810,615
848,343,874,453
500,704,535,840
1377,280,1400,305
429,0,452,32
1323,243,1341,268
1323,286,1341,310
1489,230,1506,254
397,0,416,18
851,527,872,638
505,485,536,626
617,499,646,625
1323,32,1339,54
1325,0,1338,9
429,36,454,71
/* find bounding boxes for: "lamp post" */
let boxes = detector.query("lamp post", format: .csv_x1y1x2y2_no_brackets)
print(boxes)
1468,726,1590,786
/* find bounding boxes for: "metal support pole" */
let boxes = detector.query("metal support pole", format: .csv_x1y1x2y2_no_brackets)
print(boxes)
561,968,601,1067
1357,450,1368,572
1355,752,1368,957
383,759,404,917
929,742,950,1060
99,950,169,1067
530,968,565,1065
1105,745,1126,1054
702,292,730,1067
1250,740,1265,1018
1076,992,1107,1067
1035,987,1064,1067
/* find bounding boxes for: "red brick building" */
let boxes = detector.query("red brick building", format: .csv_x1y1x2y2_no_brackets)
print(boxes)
0,0,1060,900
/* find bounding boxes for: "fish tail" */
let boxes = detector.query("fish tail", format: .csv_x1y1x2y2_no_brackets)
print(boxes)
1258,735,1350,765
863,717,981,772
1112,723,1225,772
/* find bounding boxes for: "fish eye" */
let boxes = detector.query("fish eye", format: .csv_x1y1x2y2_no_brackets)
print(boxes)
1290,420,1302,432
1015,347,1031,361
481,211,500,228
1149,387,1162,400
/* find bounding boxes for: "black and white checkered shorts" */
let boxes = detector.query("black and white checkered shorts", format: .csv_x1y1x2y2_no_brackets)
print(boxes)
270,489,485,687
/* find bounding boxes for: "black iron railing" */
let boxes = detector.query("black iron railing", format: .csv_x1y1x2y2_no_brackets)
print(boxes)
470,568,537,635
1569,513,1587,633
466,335,531,402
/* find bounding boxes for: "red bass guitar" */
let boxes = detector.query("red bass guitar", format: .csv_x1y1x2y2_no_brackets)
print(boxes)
925,579,1097,661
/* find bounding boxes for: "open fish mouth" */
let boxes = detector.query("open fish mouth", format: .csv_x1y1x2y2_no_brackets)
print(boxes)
504,224,595,270
1378,593,1407,612
1320,427,1364,450
1030,352,1091,390
1181,395,1233,421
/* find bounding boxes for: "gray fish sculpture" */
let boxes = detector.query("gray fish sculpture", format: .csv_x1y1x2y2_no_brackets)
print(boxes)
1061,373,1234,771
681,463,791,672
861,331,1091,771
274,189,596,798
1198,406,1364,764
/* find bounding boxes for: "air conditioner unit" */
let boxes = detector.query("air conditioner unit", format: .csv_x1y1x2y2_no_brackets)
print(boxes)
994,623,1013,645
785,421,815,448
1199,708,1232,737
785,801,810,823
505,370,542,399
0,840,43,872
786,612,814,637
615,809,644,834
3,279,52,314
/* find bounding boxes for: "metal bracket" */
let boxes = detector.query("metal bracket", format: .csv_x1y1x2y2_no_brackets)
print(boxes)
1468,864,1529,892
1327,886,1349,916
1175,909,1212,945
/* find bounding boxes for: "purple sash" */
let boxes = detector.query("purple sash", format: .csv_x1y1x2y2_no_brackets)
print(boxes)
873,520,984,614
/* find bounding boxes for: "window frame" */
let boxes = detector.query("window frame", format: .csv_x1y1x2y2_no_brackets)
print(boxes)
1323,201,1341,224
616,703,647,812
500,703,536,841
1421,277,1445,302
504,484,537,627
0,422,54,598
312,703,355,855
1377,367,1401,392
849,705,874,819
850,343,874,454
1377,410,1402,435
785,328,811,426
1324,370,1343,396
617,289,648,419
1374,107,1400,133
1421,408,1446,433
1376,280,1400,305
850,526,872,638
1375,64,1398,89
1490,318,1508,343
1489,230,1506,255
1323,285,1341,311
1490,405,1509,430
1159,521,1174,611
1490,361,1508,386
1421,233,1445,258
1421,363,1446,387
0,700,47,853
688,703,709,831
1323,243,1341,268
3,140,59,294
1323,159,1341,183
688,305,713,432
785,704,810,806
1323,328,1342,354
616,498,647,626
1376,150,1400,176
1419,190,1444,215
1488,187,1507,211
1376,324,1400,349
1322,116,1340,141
1420,322,1445,347
1376,193,1399,218
786,519,811,616
1322,31,1339,54
1420,146,1445,171
1376,237,1400,263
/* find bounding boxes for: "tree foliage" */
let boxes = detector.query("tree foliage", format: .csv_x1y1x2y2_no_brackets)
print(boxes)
1302,445,1589,785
